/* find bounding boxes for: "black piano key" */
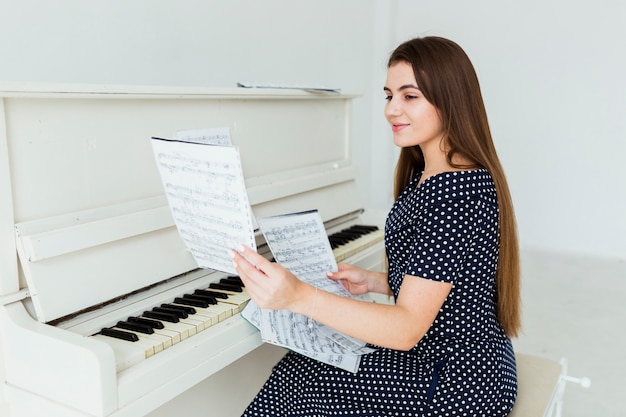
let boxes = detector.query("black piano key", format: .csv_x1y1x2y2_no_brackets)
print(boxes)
101,327,139,342
143,310,180,323
209,282,243,293
185,293,217,304
116,320,155,334
161,303,196,314
195,289,228,299
174,297,209,308
154,306,188,319
350,225,379,232
224,276,244,286
334,232,361,239
329,237,350,245
128,316,164,329
327,224,380,249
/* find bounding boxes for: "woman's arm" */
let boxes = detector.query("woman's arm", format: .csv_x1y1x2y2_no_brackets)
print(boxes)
231,245,451,351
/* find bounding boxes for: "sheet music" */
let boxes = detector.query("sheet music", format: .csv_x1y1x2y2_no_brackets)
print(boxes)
176,127,232,146
242,210,376,373
150,137,255,274
237,82,341,94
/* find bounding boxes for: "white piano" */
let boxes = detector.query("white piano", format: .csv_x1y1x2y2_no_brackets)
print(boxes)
0,83,386,417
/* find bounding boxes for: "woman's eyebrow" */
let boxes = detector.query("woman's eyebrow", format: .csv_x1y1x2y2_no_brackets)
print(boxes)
383,84,420,93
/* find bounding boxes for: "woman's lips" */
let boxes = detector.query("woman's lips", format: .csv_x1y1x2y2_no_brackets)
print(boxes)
391,123,409,132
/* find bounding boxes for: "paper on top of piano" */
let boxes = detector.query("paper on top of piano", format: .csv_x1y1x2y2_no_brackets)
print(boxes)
237,82,341,94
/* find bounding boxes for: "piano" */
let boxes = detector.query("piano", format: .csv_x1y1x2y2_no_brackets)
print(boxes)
0,83,387,417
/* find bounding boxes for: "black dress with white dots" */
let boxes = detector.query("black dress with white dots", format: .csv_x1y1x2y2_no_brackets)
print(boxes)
241,169,517,417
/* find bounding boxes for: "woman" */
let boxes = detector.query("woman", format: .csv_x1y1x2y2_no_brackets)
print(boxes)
232,36,521,416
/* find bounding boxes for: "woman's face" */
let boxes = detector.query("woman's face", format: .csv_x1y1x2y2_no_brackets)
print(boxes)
384,62,444,151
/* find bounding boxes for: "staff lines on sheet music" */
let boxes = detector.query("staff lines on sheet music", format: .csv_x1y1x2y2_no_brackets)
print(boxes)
262,220,320,240
165,184,243,212
171,207,246,231
179,227,245,248
274,245,329,263
157,152,236,176
177,134,230,146
244,210,376,372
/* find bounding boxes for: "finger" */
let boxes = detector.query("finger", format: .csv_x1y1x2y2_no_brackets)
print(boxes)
327,266,350,280
337,263,351,271
231,250,260,274
235,245,273,271
326,271,340,280
230,253,265,290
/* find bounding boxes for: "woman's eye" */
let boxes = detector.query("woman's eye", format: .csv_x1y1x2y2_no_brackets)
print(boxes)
384,95,392,101
405,94,418,100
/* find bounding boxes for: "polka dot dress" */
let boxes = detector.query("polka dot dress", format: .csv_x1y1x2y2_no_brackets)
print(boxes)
242,169,517,417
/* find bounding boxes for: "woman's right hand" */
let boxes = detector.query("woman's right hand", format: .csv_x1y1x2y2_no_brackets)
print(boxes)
326,263,387,295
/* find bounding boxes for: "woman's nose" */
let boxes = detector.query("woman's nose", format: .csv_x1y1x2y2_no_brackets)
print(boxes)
385,98,401,118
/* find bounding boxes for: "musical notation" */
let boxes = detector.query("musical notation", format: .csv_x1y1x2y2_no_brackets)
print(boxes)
176,127,232,146
150,137,256,275
151,136,376,372
258,211,348,293
242,210,376,373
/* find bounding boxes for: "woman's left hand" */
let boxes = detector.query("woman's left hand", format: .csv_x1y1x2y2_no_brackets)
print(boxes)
231,245,306,311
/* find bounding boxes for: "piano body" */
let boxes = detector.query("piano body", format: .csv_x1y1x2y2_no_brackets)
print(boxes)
0,83,387,417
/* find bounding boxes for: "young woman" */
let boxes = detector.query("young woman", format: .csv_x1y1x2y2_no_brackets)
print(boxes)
232,36,521,416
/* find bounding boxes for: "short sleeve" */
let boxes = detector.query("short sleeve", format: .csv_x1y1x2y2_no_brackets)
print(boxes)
405,198,480,283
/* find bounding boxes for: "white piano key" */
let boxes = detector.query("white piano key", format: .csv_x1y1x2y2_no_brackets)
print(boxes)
113,327,173,350
179,316,205,334
112,327,166,354
333,228,384,262
97,331,156,358
204,289,250,308
153,327,182,345
173,302,232,322
184,306,219,327
140,315,193,340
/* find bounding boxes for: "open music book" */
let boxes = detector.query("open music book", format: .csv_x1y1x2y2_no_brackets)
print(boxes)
150,132,376,373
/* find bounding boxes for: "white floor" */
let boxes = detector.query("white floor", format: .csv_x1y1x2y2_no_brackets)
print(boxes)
513,248,626,417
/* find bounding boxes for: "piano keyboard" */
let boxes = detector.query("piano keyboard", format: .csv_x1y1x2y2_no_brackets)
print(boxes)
93,276,250,369
92,226,382,371
329,224,384,262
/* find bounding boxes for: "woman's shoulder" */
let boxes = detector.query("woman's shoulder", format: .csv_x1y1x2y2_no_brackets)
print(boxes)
416,168,495,203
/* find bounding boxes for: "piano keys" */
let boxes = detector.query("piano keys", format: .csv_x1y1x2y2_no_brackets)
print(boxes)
328,224,384,262
93,277,250,370
91,222,384,374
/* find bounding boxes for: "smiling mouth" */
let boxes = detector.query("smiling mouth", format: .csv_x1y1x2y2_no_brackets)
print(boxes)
391,123,409,132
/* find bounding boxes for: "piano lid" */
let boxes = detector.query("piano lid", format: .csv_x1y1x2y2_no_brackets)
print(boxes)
0,83,364,323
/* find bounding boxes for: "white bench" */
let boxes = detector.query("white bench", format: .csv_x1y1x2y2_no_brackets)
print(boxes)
508,353,590,417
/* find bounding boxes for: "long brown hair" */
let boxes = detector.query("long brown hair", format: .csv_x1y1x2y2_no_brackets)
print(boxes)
389,36,521,337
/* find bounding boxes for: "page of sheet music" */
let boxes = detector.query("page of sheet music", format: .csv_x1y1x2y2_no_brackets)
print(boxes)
150,137,255,275
176,127,232,146
242,210,376,373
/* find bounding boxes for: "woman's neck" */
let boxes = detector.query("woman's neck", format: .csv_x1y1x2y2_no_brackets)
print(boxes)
419,147,473,186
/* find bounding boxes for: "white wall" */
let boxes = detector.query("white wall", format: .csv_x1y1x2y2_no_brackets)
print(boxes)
4,0,621,260
0,1,624,415
388,0,626,260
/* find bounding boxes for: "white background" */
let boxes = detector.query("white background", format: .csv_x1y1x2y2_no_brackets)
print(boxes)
1,2,625,415
2,0,624,260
